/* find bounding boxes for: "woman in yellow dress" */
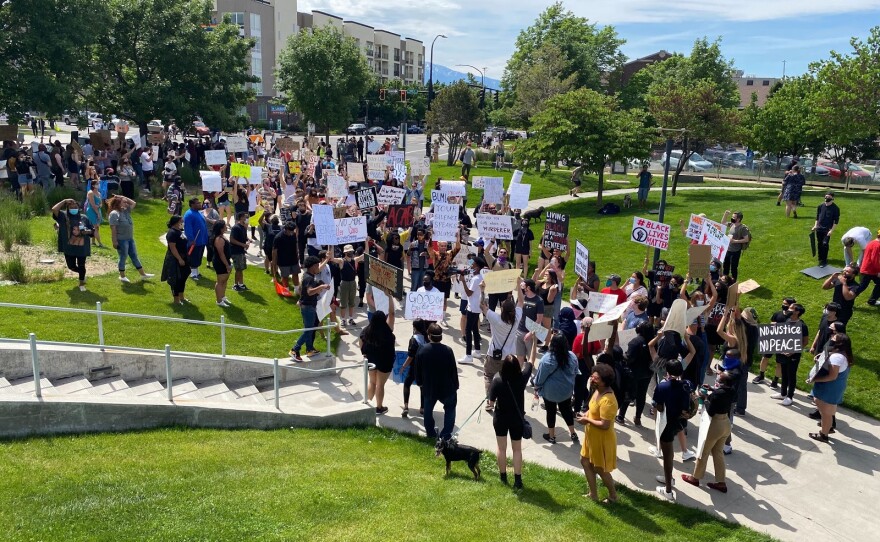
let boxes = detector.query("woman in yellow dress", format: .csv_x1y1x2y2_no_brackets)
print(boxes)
578,363,619,502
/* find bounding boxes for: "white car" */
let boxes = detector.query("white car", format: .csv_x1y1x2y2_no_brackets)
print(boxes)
660,150,714,172
147,120,165,133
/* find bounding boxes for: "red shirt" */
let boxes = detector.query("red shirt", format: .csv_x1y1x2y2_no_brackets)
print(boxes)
572,332,603,360
861,239,880,275
601,286,628,306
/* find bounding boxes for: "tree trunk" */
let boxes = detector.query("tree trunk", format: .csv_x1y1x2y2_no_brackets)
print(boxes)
596,168,604,206
670,139,689,196
446,134,457,166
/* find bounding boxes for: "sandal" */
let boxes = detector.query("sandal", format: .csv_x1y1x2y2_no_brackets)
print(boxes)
809,432,829,443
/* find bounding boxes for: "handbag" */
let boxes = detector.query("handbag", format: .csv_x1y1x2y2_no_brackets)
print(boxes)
492,322,514,361
506,382,532,440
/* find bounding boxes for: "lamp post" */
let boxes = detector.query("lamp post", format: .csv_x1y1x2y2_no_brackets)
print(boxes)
652,127,686,267
456,64,485,107
427,34,446,111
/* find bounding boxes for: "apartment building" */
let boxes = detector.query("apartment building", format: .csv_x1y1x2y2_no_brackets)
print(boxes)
733,71,780,108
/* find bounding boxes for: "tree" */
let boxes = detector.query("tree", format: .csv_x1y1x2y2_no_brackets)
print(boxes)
356,80,426,130
515,88,652,205
644,38,740,194
277,25,372,139
496,43,575,128
82,0,255,134
426,82,484,166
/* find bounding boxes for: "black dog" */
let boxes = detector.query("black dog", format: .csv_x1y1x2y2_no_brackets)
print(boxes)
521,206,545,224
435,437,482,480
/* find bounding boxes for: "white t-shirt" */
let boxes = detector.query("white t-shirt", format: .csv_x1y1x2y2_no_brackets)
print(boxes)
466,273,483,313
486,307,522,359
140,153,154,172
828,352,849,373
164,161,177,177
840,226,872,249
247,189,258,212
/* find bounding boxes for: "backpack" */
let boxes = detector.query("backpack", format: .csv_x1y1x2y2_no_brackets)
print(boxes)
681,380,700,420
598,203,620,215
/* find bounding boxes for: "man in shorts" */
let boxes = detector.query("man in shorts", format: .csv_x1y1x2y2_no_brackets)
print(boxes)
328,244,364,325
651,359,692,502
229,212,250,291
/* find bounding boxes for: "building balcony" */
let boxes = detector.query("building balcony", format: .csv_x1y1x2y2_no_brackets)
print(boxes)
365,49,374,57
381,52,388,60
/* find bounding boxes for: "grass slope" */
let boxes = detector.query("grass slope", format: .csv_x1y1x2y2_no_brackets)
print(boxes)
520,188,880,418
0,427,772,542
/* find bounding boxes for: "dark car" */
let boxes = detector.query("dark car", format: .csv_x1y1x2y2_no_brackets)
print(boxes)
367,126,386,136
721,151,749,168
407,124,424,134
346,123,366,135
499,131,519,140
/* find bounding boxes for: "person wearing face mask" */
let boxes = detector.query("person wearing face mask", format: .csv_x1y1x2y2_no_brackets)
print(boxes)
52,198,94,292
483,239,514,311
812,192,840,267
328,245,365,326
807,333,854,442
406,229,429,292
771,304,809,406
723,211,750,281
601,274,627,306
107,196,154,283
513,219,534,277
160,215,191,304
417,271,439,295
753,297,796,388
822,266,857,325
458,256,487,364
810,303,843,356
681,371,735,493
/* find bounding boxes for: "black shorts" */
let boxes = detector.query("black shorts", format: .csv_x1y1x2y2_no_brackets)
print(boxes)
659,418,686,443
493,414,523,440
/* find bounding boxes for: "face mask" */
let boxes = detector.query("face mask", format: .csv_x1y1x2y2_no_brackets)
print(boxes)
781,305,788,311
709,264,717,272
69,208,79,215
669,283,677,289
423,281,432,289
825,197,833,202
628,278,636,284
723,355,738,367
695,299,705,306
468,258,474,264
498,256,507,265
605,279,612,287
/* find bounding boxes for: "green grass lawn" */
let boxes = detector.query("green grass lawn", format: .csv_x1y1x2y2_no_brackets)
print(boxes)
0,197,322,359
0,427,772,542
518,187,880,418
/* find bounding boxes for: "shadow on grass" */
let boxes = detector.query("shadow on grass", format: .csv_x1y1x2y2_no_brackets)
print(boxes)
65,287,108,304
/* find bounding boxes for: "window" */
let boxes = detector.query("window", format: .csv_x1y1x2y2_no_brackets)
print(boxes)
746,80,754,86
252,36,261,53
394,64,400,77
251,54,263,95
250,13,261,34
762,80,770,86
227,12,244,26
258,103,268,121
394,48,400,61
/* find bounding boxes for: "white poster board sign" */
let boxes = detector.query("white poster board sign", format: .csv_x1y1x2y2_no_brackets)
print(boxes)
525,317,549,343
377,185,407,206
586,292,618,314
204,150,227,166
575,241,589,281
199,170,222,193
701,221,731,261
335,215,368,245
431,203,460,242
483,177,504,205
476,214,514,240
249,166,263,185
317,288,333,322
367,155,390,171
404,290,445,321
266,157,283,170
371,286,390,315
347,164,366,183
410,157,430,177
631,216,671,251
313,204,337,245
225,136,247,153
507,183,531,210
687,214,726,241
326,175,348,199
440,180,466,197
593,302,629,324
431,190,448,204
510,170,524,184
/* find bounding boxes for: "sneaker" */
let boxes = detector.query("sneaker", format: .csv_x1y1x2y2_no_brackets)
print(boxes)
191,274,202,281
634,418,642,427
289,350,303,362
376,406,389,415
499,472,508,485
79,285,87,292
751,375,764,384
770,393,784,400
512,478,523,490
222,297,232,305
570,432,579,443
239,284,249,291
305,349,321,357
458,354,473,364
769,380,779,389
656,486,675,502
119,276,131,283
141,273,155,279
781,397,793,406
348,318,356,326
647,445,662,458
682,450,697,461
615,415,626,425
401,407,409,418
655,475,673,484
542,433,556,444
232,284,243,291
867,298,878,305
723,445,733,455
808,409,821,420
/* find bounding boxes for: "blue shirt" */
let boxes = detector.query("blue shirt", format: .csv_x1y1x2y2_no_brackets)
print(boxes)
183,209,208,246
638,170,652,189
533,351,579,402
653,378,690,417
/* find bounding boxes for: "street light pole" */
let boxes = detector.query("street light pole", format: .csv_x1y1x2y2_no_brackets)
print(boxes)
652,128,686,267
427,34,447,112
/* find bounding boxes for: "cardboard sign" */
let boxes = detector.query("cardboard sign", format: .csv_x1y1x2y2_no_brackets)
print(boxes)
371,286,390,314
334,215,367,245
91,130,113,150
266,157,283,170
147,132,165,144
431,203,460,242
387,205,415,229
313,204,337,245
367,169,385,181
575,241,589,281
543,212,569,251
688,244,712,279
524,317,549,343
586,292,619,314
430,190,448,204
0,125,19,141
377,185,407,206
355,187,377,210
593,302,629,324
367,154,390,171
276,137,297,152
483,177,504,205
631,216,670,250
405,290,445,321
510,170,524,184
229,162,250,179
347,164,366,183
199,170,222,193
476,214,514,240
507,183,531,210
205,150,227,166
757,322,805,354
483,268,522,294
440,180,466,197
687,214,726,241
410,157,430,177
365,254,404,300
249,166,263,185
738,279,760,295
701,221,730,261
392,158,407,181
333,206,350,219
726,281,740,310
288,161,301,174
225,136,247,153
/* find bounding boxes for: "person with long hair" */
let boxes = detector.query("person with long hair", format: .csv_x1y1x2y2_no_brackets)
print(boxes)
488,354,532,490
579,363,619,503
481,293,523,410
401,319,429,418
808,333,854,442
533,263,559,352
107,195,153,283
618,321,656,426
360,308,396,415
84,179,104,247
211,221,232,307
160,215,190,304
532,334,579,444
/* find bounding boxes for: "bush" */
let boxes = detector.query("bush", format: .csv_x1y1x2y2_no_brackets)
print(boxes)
47,186,81,208
0,252,27,283
24,186,49,216
150,183,166,199
178,166,198,187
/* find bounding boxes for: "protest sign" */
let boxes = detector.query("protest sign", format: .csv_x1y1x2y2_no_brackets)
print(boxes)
430,190,448,204
225,136,247,153
440,180,466,197
347,164,365,183
355,187,377,210
575,242,589,281
688,244,712,279
687,214,726,241
367,169,385,181
367,155,390,170
587,292,619,314
387,205,416,229
472,176,502,189
652,261,675,287
708,302,726,325
229,162,250,179
594,302,629,324
453,244,476,267
726,281,740,310
316,288,333,322
275,137,296,152
147,133,165,144
199,171,222,193
701,221,731,261
288,161,301,174
371,285,390,314
392,159,407,181
431,203,460,242
631,216,671,250
266,157,283,170
326,175,348,199
510,170,524,184
483,268,522,294
410,157,430,177
205,150,227,166
334,215,367,245
248,166,263,185
543,212,569,251
333,206,350,219
617,328,638,348
377,185,407,206
588,322,615,342
91,130,112,150
151,146,159,161
738,279,760,294
0,125,18,141
507,183,531,210
757,322,805,354
0,160,6,180
483,177,504,205
367,140,381,154
476,214,514,240
525,317,549,343
404,290,445,321
313,205,337,245
695,408,713,459
365,254,404,300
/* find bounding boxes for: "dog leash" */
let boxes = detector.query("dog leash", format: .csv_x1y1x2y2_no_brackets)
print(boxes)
450,398,486,439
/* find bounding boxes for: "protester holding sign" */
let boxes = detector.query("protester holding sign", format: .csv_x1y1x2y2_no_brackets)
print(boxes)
513,218,534,277
769,304,808,407
515,279,544,362
457,256,487,364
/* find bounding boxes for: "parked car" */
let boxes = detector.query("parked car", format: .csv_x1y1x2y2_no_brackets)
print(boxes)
721,151,749,168
146,120,165,133
660,150,714,172
190,120,210,136
407,124,424,134
702,147,727,164
366,126,386,136
346,123,366,135
499,130,519,140
818,160,872,180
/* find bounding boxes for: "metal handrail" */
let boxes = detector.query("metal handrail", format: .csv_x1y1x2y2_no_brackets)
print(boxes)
8,335,373,410
0,302,336,358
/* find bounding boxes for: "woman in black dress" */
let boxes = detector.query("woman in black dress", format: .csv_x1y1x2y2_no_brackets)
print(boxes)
212,221,232,307
360,309,396,415
488,355,533,489
161,215,191,304
384,231,404,269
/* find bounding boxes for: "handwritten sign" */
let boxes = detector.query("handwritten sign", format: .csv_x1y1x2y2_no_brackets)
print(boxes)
440,180,466,196
387,205,415,229
288,161,301,174
248,166,263,185
431,203,460,242
738,279,760,294
701,221,730,261
688,244,712,279
687,214,726,241
575,241,589,281
325,175,348,199
365,254,404,300
430,190,448,204
472,176,502,189
377,185,407,206
476,214,514,240
347,163,365,183
313,204,337,245
594,302,629,324
404,290,445,321
229,162,250,179
334,215,367,245
586,292,619,314
225,136,247,153
392,158,407,181
525,317,549,342
507,183,531,210
708,302,726,325
483,268,522,294
483,177,504,205
758,322,804,354
266,157,283,170
204,150,227,166
410,157,430,177
355,187,377,210
199,170,222,193
543,212,569,251
275,137,297,153
631,216,670,250
510,170,524,184
367,154,390,171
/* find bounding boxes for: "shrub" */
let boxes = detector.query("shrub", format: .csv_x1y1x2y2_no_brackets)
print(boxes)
24,186,49,216
47,186,81,208
12,220,30,245
150,183,166,199
0,252,27,283
178,166,198,187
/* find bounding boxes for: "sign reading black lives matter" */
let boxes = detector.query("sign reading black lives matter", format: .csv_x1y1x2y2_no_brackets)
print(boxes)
543,212,569,251
355,187,377,211
757,322,805,354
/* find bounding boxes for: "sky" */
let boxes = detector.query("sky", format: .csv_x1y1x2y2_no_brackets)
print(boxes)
298,0,880,82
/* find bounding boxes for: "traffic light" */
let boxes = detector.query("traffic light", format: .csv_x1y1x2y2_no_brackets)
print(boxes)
379,88,386,101
494,90,499,106
400,89,407,103
479,88,485,109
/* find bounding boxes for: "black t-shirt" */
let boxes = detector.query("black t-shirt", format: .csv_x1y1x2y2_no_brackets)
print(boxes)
706,385,736,416
340,258,357,281
832,278,856,322
300,272,319,306
273,232,298,267
682,333,705,386
625,335,653,379
814,315,842,352
514,228,533,254
815,203,840,230
166,228,187,261
517,294,545,333
230,223,247,255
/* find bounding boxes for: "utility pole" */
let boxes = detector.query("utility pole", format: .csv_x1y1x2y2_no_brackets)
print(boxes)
653,127,686,267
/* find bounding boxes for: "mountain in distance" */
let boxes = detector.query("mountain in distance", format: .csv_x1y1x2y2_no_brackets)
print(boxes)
425,63,502,90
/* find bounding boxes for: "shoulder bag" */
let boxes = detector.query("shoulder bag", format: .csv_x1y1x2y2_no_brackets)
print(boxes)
506,381,532,440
